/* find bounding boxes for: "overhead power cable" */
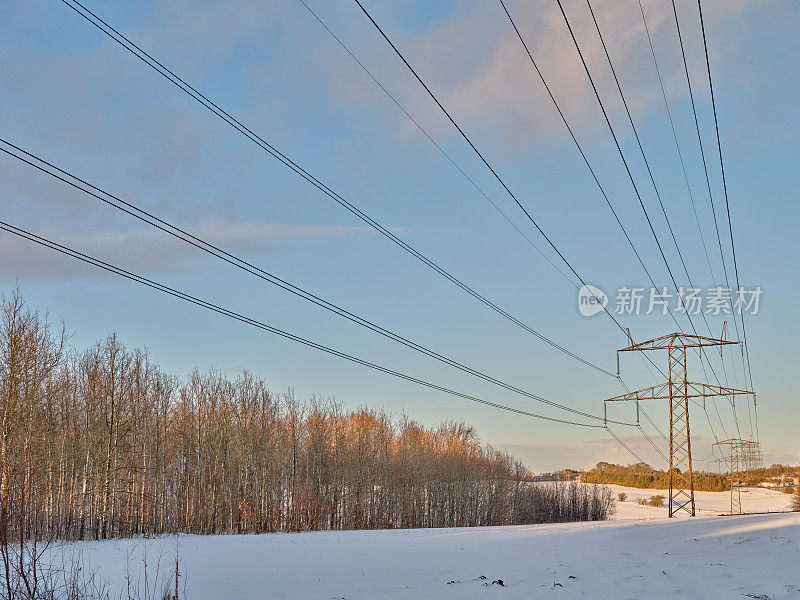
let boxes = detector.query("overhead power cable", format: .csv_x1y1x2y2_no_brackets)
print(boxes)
352,0,728,453
296,0,576,288
671,0,752,439
0,220,609,429
638,425,669,467
60,0,611,377
606,426,649,465
584,0,724,361
352,0,656,352
298,1,696,476
61,0,659,463
555,0,742,443
697,0,757,438
637,0,716,288
670,0,743,351
585,0,735,395
555,0,698,340
0,137,629,425
329,0,685,459
588,0,750,437
585,0,695,304
498,0,729,445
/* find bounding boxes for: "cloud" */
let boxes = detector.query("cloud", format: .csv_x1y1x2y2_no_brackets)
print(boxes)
192,220,374,249
0,220,373,281
762,451,800,467
319,0,755,157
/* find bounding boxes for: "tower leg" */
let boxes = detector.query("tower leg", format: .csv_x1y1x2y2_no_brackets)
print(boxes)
668,343,695,517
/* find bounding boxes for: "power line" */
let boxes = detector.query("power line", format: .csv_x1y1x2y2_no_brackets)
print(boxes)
555,0,699,341
353,0,728,461
59,0,668,465
639,404,669,447
638,426,670,467
59,0,613,377
352,0,668,362
62,0,741,452
497,0,684,378
557,0,745,445
637,0,716,288
585,0,695,305
296,2,704,470
502,0,729,442
352,0,731,451
606,426,649,465
585,0,740,442
616,354,672,467
0,137,629,425
0,219,609,429
696,0,757,439
585,0,727,374
671,0,752,440
352,0,732,467
670,1,743,351
497,0,673,315
296,0,576,289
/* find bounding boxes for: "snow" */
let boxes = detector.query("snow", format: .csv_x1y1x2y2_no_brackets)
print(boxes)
51,488,799,599
609,484,796,519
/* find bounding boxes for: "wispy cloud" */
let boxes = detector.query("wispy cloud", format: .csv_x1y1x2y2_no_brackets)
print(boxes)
0,220,374,281
320,0,755,156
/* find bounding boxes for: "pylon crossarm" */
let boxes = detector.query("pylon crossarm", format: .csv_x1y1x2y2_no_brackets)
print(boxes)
605,381,754,402
618,332,741,352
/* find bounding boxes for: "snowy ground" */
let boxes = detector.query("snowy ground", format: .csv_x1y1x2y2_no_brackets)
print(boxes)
52,487,798,599
609,484,795,519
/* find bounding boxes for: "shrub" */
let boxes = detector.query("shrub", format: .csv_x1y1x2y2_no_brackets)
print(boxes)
513,482,616,523
648,495,665,507
618,493,627,502
637,498,648,505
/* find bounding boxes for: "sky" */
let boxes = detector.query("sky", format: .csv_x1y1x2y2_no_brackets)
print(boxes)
1,0,798,472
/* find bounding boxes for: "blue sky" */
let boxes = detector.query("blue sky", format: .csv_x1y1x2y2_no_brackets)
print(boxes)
1,0,797,471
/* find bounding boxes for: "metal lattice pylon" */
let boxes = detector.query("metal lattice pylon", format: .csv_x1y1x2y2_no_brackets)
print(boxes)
605,332,755,518
713,439,762,514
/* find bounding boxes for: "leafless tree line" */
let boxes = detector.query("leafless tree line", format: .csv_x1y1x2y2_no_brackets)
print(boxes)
0,289,613,546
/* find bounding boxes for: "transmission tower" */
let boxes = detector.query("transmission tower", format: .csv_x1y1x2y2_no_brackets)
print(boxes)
605,332,754,517
713,439,762,514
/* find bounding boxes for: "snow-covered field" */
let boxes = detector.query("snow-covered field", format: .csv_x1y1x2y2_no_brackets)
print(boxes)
610,484,795,519
53,487,798,599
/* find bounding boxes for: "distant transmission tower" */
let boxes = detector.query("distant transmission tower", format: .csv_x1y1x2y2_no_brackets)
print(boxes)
605,332,754,517
713,438,762,514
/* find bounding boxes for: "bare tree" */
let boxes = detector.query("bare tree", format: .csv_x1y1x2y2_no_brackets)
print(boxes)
0,290,614,548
